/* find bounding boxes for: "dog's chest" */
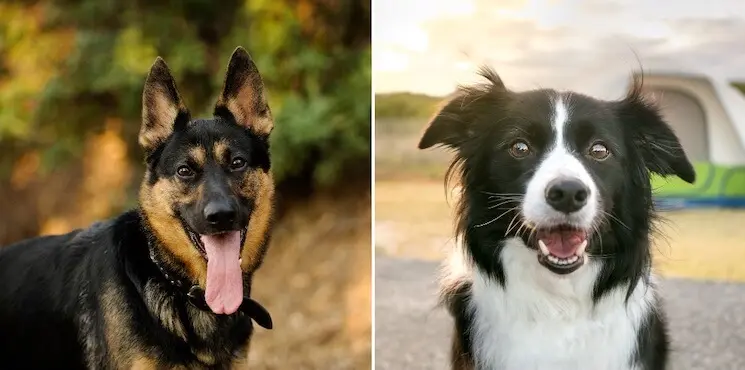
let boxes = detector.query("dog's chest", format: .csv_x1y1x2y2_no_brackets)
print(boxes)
466,242,653,370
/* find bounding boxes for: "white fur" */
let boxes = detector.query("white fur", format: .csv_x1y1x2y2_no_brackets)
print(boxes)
453,238,654,370
521,94,599,229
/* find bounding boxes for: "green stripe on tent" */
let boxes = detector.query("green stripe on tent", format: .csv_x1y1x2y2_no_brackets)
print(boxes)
651,163,745,198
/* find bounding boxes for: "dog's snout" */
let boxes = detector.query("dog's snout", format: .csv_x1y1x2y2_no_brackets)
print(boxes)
203,201,237,229
545,178,589,214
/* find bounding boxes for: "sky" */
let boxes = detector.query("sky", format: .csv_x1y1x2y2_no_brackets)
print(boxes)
373,0,745,98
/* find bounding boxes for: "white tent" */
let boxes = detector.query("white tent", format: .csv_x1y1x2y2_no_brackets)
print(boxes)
634,71,745,207
634,71,745,166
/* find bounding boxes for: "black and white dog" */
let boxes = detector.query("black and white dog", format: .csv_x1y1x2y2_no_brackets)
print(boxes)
418,67,695,370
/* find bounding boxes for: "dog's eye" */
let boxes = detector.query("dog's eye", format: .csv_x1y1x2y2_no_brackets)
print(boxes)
230,157,247,171
588,142,610,160
509,140,531,158
176,165,195,178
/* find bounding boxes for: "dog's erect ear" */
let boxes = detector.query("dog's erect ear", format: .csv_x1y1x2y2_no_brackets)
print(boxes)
418,66,506,150
140,57,190,153
214,47,273,136
617,78,696,184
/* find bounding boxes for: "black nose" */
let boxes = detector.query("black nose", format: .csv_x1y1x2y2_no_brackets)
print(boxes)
203,201,237,230
545,178,589,214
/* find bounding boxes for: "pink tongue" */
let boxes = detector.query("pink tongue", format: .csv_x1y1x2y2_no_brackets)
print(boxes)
539,229,585,258
201,231,243,315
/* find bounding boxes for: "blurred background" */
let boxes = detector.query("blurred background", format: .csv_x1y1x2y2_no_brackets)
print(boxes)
0,0,370,368
374,1,745,368
374,0,745,280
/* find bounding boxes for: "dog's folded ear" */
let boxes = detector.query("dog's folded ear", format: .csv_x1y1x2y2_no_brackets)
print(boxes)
618,78,696,184
418,92,474,150
214,47,273,136
419,66,506,150
140,57,190,153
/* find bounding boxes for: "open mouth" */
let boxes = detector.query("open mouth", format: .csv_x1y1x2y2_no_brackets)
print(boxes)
182,221,248,260
534,224,588,275
181,220,249,315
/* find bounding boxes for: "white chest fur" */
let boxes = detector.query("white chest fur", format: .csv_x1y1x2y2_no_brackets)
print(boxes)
464,238,654,370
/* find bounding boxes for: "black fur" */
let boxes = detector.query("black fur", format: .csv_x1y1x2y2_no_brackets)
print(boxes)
0,47,276,369
424,68,694,369
0,211,262,369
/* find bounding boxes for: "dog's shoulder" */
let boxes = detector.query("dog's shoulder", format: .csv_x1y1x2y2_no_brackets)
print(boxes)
439,254,476,370
0,210,147,368
0,209,146,306
0,209,142,257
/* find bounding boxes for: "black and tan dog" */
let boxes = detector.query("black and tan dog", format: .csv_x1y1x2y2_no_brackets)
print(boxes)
0,47,277,369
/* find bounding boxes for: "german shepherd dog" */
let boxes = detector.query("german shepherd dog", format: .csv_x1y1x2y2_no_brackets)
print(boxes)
0,47,276,369
420,68,694,370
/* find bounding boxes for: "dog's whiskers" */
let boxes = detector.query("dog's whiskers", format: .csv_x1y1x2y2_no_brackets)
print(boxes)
504,211,523,235
601,210,631,231
475,206,520,228
487,199,522,210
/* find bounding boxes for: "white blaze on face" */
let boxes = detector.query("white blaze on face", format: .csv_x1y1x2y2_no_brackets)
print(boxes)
521,93,599,228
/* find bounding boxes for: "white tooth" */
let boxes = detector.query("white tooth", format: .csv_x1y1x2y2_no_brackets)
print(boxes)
548,255,558,263
569,256,578,263
575,240,588,256
558,259,566,265
538,240,550,255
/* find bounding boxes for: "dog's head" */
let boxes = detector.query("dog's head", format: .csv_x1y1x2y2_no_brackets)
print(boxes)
419,67,694,278
138,47,274,315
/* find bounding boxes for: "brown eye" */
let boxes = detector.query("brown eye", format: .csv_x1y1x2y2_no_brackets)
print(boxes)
589,142,610,160
230,157,247,171
177,165,195,178
509,140,531,158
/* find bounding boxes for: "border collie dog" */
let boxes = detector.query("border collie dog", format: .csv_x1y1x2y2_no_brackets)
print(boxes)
418,67,695,370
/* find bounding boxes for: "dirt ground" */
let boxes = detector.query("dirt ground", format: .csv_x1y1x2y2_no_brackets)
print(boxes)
376,179,745,282
245,192,372,369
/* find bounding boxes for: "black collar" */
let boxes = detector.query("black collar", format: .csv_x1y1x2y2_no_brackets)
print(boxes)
147,243,273,330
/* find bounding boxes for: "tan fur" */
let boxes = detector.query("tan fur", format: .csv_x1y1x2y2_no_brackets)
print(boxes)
214,48,274,135
130,357,160,370
143,281,188,341
139,164,274,285
139,92,178,149
240,170,275,272
229,354,251,370
217,90,273,135
213,140,229,165
188,146,206,167
130,357,192,370
192,350,217,367
101,282,142,369
186,304,217,340
139,81,188,151
118,50,275,370
139,176,208,286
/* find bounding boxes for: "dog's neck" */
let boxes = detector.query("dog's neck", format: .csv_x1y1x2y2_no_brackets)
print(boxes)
146,239,273,330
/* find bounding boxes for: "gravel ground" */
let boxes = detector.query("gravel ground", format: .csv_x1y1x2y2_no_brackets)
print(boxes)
375,256,745,370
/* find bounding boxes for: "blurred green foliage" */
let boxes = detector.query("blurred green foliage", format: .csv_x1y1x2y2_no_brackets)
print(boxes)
0,0,370,187
374,92,442,120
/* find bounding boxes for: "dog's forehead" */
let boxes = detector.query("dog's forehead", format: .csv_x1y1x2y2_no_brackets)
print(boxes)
505,90,619,130
565,93,616,120
178,118,252,151
506,89,556,119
